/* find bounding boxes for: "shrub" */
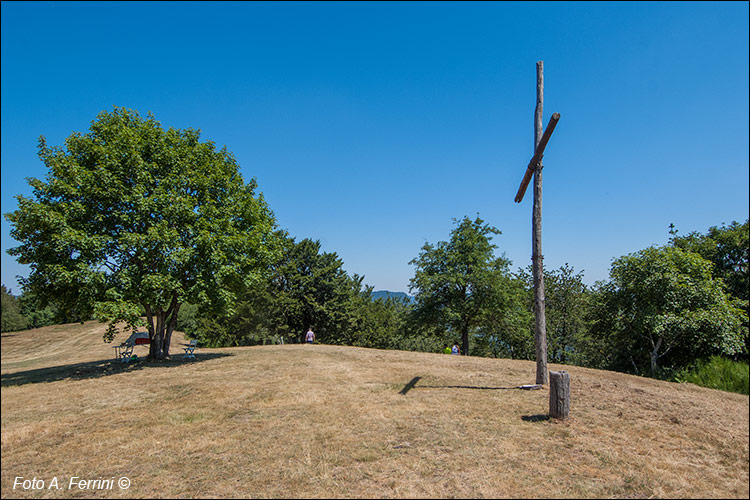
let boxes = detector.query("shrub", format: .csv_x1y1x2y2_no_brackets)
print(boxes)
674,356,749,395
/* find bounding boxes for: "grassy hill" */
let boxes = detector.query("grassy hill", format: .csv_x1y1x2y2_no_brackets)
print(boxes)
2,322,748,498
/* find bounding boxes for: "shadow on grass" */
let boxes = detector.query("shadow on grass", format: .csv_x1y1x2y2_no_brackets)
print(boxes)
399,376,422,395
1,352,232,387
418,384,521,390
399,376,528,395
521,414,550,423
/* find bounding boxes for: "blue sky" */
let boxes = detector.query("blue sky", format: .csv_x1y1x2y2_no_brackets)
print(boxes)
2,1,748,294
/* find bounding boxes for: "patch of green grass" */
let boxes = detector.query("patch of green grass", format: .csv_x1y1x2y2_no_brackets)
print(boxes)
674,356,749,395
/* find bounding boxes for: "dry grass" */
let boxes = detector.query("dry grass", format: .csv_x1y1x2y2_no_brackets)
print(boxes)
2,322,748,498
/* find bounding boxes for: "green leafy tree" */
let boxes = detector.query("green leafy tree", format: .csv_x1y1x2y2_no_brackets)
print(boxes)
1,285,28,332
18,290,58,329
591,246,745,376
5,107,279,358
670,220,749,358
268,236,363,344
183,234,366,347
670,220,748,303
578,279,621,371
517,263,591,364
473,271,533,359
409,216,512,356
545,264,591,364
349,292,413,350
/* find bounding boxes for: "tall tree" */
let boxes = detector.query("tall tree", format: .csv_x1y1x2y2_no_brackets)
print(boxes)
178,234,370,347
517,263,591,364
590,246,745,376
670,220,748,301
5,107,279,358
474,271,533,359
268,236,363,344
350,292,412,350
409,216,510,356
670,220,749,357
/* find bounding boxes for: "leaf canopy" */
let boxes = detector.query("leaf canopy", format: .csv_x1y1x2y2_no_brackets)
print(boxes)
6,107,279,343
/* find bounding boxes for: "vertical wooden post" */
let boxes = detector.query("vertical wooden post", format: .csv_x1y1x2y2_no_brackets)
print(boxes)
533,61,548,385
549,370,570,419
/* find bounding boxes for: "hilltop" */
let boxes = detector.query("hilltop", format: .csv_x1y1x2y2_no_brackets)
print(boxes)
1,321,748,498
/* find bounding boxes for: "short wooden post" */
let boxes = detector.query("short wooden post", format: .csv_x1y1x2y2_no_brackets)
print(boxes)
549,370,570,419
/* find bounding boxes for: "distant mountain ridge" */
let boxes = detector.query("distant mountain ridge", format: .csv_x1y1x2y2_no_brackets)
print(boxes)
371,290,413,302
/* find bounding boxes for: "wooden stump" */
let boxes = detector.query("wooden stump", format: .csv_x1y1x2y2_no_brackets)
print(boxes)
549,370,570,419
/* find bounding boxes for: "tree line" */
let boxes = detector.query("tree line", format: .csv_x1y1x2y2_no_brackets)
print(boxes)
3,107,747,384
171,215,747,380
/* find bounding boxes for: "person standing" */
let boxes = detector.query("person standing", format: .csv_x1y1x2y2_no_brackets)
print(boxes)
451,342,460,355
305,327,315,344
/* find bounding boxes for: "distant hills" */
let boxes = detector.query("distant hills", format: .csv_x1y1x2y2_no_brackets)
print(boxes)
370,290,413,302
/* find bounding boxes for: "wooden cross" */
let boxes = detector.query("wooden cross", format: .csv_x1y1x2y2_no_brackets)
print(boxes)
514,61,560,385
513,112,560,203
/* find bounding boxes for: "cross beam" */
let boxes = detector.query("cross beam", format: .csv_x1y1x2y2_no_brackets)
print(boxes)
513,112,560,203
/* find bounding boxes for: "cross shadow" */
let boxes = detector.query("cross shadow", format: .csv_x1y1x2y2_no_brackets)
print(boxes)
398,376,526,395
418,384,520,390
1,352,232,387
399,376,422,395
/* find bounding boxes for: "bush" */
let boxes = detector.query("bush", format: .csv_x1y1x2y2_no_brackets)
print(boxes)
392,334,445,354
674,356,749,395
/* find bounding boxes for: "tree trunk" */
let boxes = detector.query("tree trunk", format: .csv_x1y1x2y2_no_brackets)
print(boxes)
461,325,469,356
650,336,663,376
162,294,180,358
144,304,157,359
164,304,179,357
149,330,164,359
533,60,548,385
143,296,181,360
147,308,169,360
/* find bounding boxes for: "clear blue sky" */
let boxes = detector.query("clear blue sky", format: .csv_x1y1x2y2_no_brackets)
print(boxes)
2,1,748,294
